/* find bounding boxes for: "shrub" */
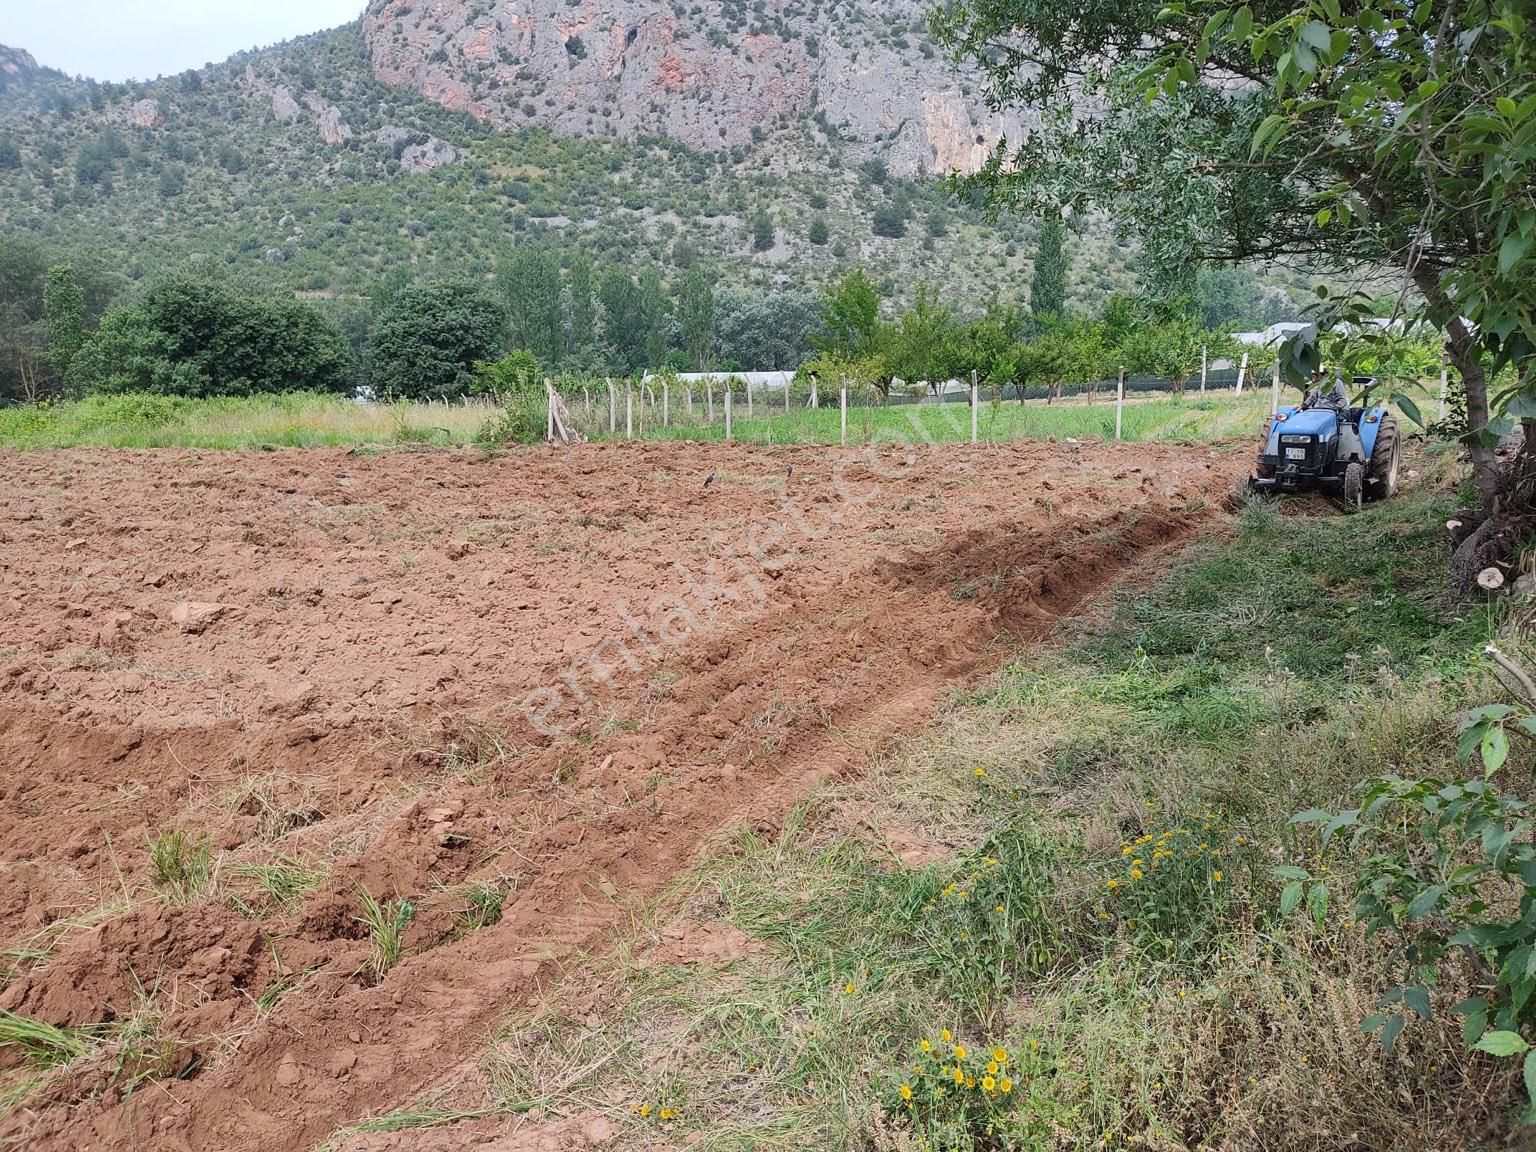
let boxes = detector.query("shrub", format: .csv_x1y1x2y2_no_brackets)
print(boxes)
366,281,504,400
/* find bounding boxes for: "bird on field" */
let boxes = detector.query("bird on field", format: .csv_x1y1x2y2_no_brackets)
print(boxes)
703,471,716,489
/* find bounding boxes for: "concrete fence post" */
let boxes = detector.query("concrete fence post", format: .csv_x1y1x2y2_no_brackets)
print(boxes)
1115,366,1126,441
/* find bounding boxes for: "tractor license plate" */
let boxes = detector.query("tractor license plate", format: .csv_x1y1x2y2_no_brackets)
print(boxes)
1285,447,1306,460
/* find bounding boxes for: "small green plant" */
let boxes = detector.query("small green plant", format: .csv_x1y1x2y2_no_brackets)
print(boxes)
894,1031,1069,1148
458,880,507,933
1292,645,1536,1113
147,829,215,903
226,854,327,916
357,887,415,984
0,1008,101,1067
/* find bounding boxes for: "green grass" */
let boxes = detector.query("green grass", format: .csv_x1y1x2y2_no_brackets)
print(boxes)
0,389,1277,451
0,392,490,450
474,457,1519,1151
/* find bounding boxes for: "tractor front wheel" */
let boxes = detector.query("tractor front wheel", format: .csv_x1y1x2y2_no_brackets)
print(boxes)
1367,415,1400,501
1343,461,1364,511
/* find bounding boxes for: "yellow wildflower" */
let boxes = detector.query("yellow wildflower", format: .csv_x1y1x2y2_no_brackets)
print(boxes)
951,1066,965,1085
999,1077,1014,1094
1129,868,1144,880
954,1045,967,1060
994,904,1005,914
986,1060,999,1076
993,1047,1008,1064
638,1104,652,1118
900,1083,914,1102
845,982,857,994
982,1075,997,1092
920,1039,932,1053
975,767,987,778
1213,870,1223,883
965,1076,976,1089
941,1029,953,1043
659,1108,677,1121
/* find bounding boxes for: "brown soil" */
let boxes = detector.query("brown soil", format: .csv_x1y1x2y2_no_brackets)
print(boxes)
0,439,1240,1150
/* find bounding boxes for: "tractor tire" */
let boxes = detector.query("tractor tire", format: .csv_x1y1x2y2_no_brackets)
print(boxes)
1254,447,1276,481
1367,415,1401,501
1343,461,1364,511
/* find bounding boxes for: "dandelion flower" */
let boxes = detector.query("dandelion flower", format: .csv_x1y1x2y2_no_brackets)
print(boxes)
941,1029,953,1043
639,1104,652,1118
951,1066,965,1085
660,1108,677,1121
845,981,857,995
900,1083,914,1102
975,767,987,778
993,1047,1008,1064
986,1060,999,1076
1129,868,1144,880
965,1076,976,1089
982,1075,997,1092
920,1039,933,1053
995,904,1005,914
954,1045,967,1060
1213,870,1223,883
1000,1077,1014,1094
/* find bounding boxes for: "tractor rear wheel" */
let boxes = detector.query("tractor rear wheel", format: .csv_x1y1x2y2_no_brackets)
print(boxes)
1367,415,1400,501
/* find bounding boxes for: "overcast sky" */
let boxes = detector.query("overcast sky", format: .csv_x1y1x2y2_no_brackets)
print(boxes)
0,1,367,82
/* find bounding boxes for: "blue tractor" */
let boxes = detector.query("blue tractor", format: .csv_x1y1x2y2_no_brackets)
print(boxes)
1249,329,1401,509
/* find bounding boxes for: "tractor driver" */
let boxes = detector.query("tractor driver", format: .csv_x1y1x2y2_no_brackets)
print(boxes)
1303,368,1350,412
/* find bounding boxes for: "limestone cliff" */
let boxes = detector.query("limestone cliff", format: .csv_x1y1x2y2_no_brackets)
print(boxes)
360,0,1023,177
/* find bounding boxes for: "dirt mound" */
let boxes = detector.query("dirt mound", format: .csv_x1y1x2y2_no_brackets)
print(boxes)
0,440,1240,1150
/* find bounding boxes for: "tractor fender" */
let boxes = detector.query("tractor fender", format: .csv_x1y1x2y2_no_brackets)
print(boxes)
1358,406,1389,460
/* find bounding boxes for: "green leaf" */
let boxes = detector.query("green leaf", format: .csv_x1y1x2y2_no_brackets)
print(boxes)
1272,864,1310,880
1483,725,1510,775
1300,21,1332,51
1392,393,1424,428
1407,885,1445,920
1475,1030,1530,1057
1402,986,1433,1020
1232,6,1253,41
1290,810,1330,825
1307,881,1330,926
1499,96,1520,119
1500,233,1533,276
1250,113,1290,157
1524,1049,1536,1105
1280,880,1304,916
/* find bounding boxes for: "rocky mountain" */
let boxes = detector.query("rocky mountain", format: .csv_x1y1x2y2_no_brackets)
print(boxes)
0,8,1300,319
360,0,1021,178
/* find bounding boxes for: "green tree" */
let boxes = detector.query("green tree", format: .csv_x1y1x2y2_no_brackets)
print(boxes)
933,0,1535,506
598,270,646,374
886,284,963,391
816,269,883,362
808,216,830,246
366,281,503,400
638,264,672,371
499,243,563,368
677,265,717,371
564,251,598,366
1030,216,1068,317
42,264,85,381
750,207,775,252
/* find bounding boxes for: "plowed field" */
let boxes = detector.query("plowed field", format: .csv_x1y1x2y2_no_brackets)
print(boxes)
0,439,1239,1150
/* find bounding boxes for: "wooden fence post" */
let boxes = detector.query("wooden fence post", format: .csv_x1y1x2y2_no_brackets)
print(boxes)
810,373,819,410
970,369,979,444
1270,357,1281,416
546,379,555,441
707,380,715,423
606,378,616,434
1115,366,1126,441
1234,352,1249,395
